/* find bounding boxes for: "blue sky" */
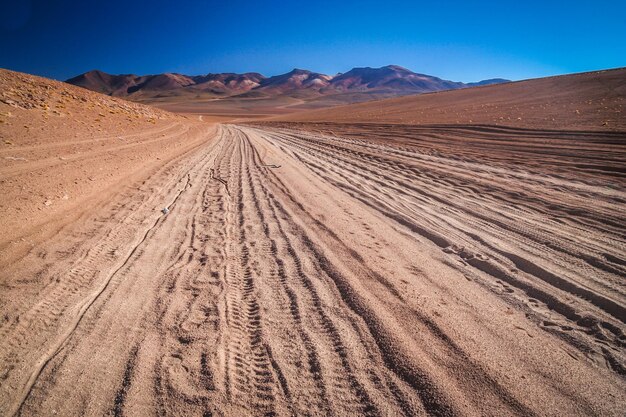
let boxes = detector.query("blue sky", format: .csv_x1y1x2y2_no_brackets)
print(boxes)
1,0,624,82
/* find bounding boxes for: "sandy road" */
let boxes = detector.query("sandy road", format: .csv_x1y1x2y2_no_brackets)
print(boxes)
0,124,624,416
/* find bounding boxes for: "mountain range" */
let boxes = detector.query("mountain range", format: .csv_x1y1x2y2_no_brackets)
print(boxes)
66,65,509,103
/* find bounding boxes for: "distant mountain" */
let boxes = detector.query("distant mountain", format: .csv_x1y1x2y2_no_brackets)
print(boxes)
189,72,265,95
325,65,464,93
256,69,332,92
66,70,140,96
67,70,266,97
272,68,626,131
466,78,511,87
66,66,510,103
132,73,196,92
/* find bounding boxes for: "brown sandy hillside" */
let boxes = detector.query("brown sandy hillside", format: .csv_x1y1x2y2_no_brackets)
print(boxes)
272,67,626,131
0,68,213,267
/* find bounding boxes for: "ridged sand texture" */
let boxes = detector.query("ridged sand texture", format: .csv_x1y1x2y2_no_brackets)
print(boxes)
0,68,625,416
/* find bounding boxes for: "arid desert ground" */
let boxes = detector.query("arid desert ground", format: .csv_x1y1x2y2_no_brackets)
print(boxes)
1,68,625,416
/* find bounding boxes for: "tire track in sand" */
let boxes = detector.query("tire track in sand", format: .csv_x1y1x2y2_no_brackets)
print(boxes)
5,140,205,417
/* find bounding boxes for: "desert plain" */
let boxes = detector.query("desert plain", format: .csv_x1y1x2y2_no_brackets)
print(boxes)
0,67,625,416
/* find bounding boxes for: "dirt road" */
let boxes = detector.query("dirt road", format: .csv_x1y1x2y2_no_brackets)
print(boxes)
1,124,624,416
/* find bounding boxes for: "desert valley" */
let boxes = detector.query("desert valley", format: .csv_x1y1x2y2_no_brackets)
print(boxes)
0,62,624,417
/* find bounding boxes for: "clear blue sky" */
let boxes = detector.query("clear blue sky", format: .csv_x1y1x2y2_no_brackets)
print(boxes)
1,0,624,82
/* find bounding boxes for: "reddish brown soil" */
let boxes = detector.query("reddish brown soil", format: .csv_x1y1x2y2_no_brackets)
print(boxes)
1,68,625,417
271,68,626,131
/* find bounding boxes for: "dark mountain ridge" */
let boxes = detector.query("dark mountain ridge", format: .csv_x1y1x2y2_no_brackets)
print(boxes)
66,66,510,103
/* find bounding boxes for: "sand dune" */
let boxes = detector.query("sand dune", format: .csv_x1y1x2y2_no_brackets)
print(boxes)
1,67,625,416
